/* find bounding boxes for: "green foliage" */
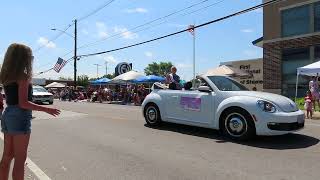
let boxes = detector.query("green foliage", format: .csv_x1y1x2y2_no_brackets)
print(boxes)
77,75,89,87
295,97,320,111
144,62,173,76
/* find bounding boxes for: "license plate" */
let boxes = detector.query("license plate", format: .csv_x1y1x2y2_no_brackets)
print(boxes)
297,115,305,124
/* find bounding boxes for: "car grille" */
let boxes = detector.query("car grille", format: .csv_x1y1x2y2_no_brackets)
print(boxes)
267,122,304,131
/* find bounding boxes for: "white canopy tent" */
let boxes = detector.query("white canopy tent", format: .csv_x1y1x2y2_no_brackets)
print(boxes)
295,60,320,100
45,82,66,88
205,65,253,78
110,71,146,83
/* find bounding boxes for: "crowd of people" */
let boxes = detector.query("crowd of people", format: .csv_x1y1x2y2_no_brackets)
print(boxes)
49,84,150,106
305,75,320,119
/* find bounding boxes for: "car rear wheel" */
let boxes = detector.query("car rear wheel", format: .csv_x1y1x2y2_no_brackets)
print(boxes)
144,104,161,126
221,108,255,141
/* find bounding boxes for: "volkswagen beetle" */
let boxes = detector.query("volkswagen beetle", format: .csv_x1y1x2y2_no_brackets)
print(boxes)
142,75,304,140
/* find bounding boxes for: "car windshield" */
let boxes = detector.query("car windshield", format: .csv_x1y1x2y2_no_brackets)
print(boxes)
208,76,248,91
33,87,48,93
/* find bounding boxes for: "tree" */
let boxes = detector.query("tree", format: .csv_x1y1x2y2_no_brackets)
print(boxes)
77,75,89,87
144,62,173,76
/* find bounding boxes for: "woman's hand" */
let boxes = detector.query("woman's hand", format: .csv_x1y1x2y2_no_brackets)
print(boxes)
45,108,61,117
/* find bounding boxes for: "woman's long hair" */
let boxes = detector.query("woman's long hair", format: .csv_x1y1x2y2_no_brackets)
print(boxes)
0,43,33,84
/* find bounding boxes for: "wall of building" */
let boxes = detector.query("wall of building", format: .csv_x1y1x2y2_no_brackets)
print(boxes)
264,0,313,41
221,59,263,91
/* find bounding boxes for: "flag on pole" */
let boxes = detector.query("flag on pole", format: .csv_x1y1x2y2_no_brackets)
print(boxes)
53,57,67,73
187,25,195,35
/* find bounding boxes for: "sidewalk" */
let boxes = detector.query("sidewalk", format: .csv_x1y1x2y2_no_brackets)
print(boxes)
304,110,320,120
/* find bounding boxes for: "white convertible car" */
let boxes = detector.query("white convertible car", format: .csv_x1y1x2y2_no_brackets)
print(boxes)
142,75,305,140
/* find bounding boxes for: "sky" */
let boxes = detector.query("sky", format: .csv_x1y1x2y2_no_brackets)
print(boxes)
0,0,263,81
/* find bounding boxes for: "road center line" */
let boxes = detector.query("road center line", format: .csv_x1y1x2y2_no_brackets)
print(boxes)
0,133,52,180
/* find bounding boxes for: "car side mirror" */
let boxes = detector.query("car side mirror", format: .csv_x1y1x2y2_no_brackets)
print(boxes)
198,86,212,93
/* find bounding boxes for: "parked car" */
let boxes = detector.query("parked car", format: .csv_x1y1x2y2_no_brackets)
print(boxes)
142,75,305,140
32,86,54,104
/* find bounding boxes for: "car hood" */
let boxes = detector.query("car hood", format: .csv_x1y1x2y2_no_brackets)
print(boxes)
33,92,53,96
225,91,298,112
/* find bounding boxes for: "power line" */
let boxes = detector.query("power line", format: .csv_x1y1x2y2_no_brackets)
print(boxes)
78,0,283,58
34,57,74,76
36,0,283,76
77,0,116,22
76,0,211,50
33,24,73,53
99,0,226,43
34,0,116,67
35,0,213,71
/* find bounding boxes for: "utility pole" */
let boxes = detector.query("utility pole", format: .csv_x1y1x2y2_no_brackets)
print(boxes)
105,61,108,76
74,19,77,89
94,64,102,78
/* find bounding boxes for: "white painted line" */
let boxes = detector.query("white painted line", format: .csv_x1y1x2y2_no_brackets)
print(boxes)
0,133,51,180
306,123,320,127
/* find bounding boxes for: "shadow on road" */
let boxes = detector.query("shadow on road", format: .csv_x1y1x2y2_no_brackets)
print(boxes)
145,122,319,150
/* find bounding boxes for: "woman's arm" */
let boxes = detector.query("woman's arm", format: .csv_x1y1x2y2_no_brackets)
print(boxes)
18,80,60,116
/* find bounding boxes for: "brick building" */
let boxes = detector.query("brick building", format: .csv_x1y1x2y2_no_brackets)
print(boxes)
254,0,320,97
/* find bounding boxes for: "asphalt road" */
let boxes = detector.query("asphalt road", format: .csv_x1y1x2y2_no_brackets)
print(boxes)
1,101,320,180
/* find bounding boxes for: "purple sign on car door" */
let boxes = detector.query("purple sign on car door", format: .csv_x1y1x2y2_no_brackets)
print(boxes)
180,97,201,111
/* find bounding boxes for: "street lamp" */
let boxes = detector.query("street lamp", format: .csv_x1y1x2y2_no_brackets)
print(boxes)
51,28,74,38
51,19,77,89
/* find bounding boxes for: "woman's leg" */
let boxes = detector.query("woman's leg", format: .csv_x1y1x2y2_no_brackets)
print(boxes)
0,134,14,180
12,134,30,180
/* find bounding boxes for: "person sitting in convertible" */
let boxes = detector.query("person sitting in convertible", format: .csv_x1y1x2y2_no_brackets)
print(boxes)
166,66,182,90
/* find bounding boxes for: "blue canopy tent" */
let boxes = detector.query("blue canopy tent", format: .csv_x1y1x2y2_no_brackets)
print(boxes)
133,75,165,83
90,78,111,85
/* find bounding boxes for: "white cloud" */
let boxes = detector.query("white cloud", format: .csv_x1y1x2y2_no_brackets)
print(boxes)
243,50,259,57
144,51,153,58
96,22,108,39
81,29,89,35
37,37,56,49
241,29,254,33
98,31,108,38
167,23,188,28
176,63,192,69
125,8,148,14
254,8,263,13
114,27,138,39
103,55,118,64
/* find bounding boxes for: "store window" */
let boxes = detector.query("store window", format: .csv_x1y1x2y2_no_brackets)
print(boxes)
315,2,320,32
316,46,320,60
282,48,310,97
281,5,310,37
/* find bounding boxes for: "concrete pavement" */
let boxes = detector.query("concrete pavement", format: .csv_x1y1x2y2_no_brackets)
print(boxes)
1,101,320,180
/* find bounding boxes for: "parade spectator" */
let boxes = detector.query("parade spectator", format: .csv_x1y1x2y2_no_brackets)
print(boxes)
0,43,60,180
309,75,320,111
305,90,313,119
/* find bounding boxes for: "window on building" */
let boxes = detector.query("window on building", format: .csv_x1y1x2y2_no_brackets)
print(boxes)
281,5,310,37
316,46,320,59
282,48,310,97
316,2,320,32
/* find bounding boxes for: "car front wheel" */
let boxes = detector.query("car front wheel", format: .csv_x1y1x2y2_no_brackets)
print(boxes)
221,108,255,141
144,104,161,126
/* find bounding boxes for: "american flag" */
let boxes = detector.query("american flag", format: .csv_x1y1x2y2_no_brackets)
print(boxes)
53,57,67,73
187,25,195,36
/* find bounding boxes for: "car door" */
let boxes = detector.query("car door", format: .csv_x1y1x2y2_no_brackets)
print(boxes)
179,90,214,125
163,90,185,121
180,78,215,125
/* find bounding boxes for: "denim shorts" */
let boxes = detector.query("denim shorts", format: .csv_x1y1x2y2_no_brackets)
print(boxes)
1,105,32,134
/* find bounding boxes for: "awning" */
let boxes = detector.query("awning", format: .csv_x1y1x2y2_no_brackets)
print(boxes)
297,60,320,76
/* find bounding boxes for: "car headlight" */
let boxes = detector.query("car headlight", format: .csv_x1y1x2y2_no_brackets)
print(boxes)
257,100,276,113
